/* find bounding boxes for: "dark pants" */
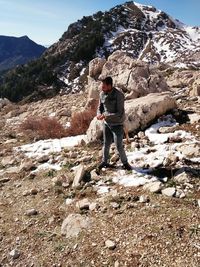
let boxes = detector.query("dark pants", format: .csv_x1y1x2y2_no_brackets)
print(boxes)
102,123,128,164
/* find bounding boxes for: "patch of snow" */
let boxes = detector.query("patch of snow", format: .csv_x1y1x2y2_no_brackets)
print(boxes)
97,186,110,194
15,135,87,158
184,26,200,42
113,170,157,187
32,162,61,173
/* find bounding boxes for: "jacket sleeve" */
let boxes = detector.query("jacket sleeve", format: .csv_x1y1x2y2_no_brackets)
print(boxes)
104,92,125,123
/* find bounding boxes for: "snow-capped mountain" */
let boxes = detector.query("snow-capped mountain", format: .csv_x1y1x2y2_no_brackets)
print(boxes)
45,1,200,92
1,1,200,101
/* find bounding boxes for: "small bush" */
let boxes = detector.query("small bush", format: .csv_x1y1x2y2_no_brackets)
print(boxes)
20,116,67,140
66,107,97,136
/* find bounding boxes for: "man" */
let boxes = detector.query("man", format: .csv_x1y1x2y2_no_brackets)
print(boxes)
97,76,132,171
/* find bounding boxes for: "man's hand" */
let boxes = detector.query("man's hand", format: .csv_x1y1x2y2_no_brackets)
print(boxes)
97,114,105,120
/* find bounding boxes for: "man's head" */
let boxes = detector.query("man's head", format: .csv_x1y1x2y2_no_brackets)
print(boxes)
101,76,113,93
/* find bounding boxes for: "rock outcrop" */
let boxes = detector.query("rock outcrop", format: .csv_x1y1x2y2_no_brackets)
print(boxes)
87,51,169,102
87,92,176,142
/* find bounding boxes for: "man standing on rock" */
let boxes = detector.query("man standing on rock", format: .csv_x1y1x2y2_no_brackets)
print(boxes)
96,76,132,171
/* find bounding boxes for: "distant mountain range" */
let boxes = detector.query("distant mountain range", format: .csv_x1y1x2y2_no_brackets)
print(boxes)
0,35,46,71
0,1,200,102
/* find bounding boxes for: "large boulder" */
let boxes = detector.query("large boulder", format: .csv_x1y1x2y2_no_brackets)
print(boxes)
99,51,169,98
87,92,176,142
86,51,169,104
89,58,106,79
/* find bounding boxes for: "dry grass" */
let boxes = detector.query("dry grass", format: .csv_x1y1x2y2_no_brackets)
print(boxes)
66,106,97,136
20,116,67,140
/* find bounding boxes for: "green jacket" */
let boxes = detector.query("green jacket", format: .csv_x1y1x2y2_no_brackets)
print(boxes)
97,87,125,126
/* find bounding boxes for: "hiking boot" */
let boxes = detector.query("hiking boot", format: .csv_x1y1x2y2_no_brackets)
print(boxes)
123,162,132,170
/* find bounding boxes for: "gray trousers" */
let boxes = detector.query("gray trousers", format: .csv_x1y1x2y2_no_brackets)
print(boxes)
102,123,128,164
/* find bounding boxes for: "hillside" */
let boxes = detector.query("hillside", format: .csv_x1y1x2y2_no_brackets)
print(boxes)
0,35,46,71
0,1,200,102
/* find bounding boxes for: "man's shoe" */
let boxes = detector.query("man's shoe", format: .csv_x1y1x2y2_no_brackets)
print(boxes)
123,162,132,170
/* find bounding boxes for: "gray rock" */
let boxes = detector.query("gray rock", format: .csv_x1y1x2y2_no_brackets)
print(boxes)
89,202,99,211
1,156,16,167
110,202,120,209
72,164,85,188
26,209,38,216
143,181,163,193
139,195,149,203
61,214,91,238
19,160,36,172
9,249,20,259
197,199,200,208
105,239,116,250
90,169,99,181
76,198,90,210
162,187,176,197
37,155,49,163
175,189,186,198
174,171,190,184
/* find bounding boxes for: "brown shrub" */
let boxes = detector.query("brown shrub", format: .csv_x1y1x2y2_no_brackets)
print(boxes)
66,107,97,136
20,116,67,140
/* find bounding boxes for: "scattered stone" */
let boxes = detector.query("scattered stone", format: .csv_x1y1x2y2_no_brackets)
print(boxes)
61,214,91,238
26,209,38,216
174,171,190,184
175,189,186,198
65,198,74,205
197,199,200,208
177,143,200,158
114,260,120,267
1,156,16,167
162,187,176,197
30,188,38,195
139,195,149,203
110,202,120,209
90,169,99,181
143,181,163,193
163,154,179,166
19,160,36,172
9,249,20,259
37,155,49,163
188,113,200,124
72,164,85,188
105,239,116,250
76,198,90,210
89,202,99,211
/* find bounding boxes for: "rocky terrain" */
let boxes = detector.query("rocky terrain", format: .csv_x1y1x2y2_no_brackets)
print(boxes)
0,58,200,266
0,1,200,266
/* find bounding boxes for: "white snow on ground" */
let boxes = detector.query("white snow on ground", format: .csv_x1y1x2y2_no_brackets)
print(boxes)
15,115,199,188
101,115,200,190
15,135,87,158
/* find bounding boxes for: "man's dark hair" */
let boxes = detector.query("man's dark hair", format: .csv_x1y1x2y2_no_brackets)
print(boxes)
102,76,113,86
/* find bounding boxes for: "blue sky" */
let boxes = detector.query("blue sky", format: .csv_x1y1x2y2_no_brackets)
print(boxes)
0,0,200,46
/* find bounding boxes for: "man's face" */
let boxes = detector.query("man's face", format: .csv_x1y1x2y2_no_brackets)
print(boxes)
102,82,112,92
